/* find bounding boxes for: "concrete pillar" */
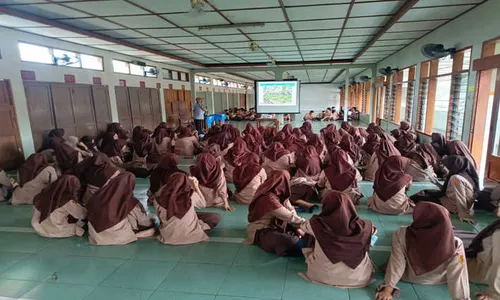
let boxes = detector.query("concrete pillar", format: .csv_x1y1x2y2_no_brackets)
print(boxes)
370,66,376,123
189,70,196,105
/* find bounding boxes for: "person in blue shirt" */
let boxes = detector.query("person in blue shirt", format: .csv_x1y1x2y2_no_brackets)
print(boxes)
193,97,207,134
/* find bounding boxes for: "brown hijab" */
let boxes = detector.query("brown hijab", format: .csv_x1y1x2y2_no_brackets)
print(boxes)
416,143,442,168
281,124,293,136
33,175,80,223
132,126,152,158
156,172,193,220
406,202,455,275
441,155,479,196
50,137,80,173
376,139,401,163
153,126,172,144
149,153,185,194
310,190,372,269
374,156,412,201
339,134,359,162
362,133,380,155
431,133,447,156
300,122,313,137
248,170,291,222
190,153,222,189
100,132,124,158
87,172,140,233
306,134,324,157
225,138,254,167
324,149,357,192
243,133,261,154
395,132,418,156
367,122,378,134
73,153,118,187
295,146,321,177
447,140,477,168
233,154,262,192
204,143,222,159
263,142,290,162
406,151,430,169
19,153,48,187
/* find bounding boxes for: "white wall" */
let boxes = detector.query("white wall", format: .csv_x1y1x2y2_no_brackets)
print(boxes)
299,83,340,114
0,26,250,156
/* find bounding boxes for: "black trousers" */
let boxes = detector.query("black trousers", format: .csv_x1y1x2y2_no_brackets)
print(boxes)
194,119,204,133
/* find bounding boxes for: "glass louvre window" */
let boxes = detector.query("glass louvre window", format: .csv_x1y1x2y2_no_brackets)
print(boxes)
81,54,103,71
19,42,53,64
112,60,130,74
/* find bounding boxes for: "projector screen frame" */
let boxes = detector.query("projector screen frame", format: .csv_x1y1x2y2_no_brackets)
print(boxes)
254,79,301,114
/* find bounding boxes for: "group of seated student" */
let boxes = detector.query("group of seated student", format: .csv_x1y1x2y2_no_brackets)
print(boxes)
2,117,500,300
224,107,260,121
303,107,341,122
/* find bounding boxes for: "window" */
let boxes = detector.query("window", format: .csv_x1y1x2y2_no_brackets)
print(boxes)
112,60,130,74
144,66,157,78
81,54,103,71
162,68,172,80
388,66,416,124
19,42,53,64
130,64,144,76
19,42,103,71
416,48,471,139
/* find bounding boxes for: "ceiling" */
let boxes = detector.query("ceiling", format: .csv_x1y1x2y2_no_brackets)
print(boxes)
0,0,486,83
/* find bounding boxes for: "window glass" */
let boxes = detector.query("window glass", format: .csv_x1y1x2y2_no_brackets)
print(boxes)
432,75,452,134
112,60,129,74
163,68,172,80
172,71,179,80
180,72,186,81
402,69,409,82
80,54,103,70
144,66,157,78
53,49,80,68
130,64,144,76
19,42,53,64
462,48,472,71
438,55,453,75
400,82,408,122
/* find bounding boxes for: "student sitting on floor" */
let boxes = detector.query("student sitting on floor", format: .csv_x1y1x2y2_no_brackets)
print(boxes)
79,136,99,154
375,202,470,300
190,153,233,211
32,175,87,238
405,151,437,182
0,168,13,202
73,153,120,206
155,172,220,245
174,127,201,157
368,156,414,215
364,139,401,181
11,153,57,206
466,220,500,300
130,126,152,165
233,154,267,205
315,111,325,121
306,134,327,163
244,170,308,256
321,108,335,121
100,132,127,167
262,142,294,176
290,146,321,213
223,137,259,183
318,148,363,205
303,110,315,121
299,190,375,288
87,172,155,245
49,134,83,175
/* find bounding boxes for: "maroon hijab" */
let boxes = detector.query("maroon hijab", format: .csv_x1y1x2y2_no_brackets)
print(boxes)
204,143,222,159
395,132,418,156
341,121,351,132
431,133,447,156
441,155,479,196
233,154,262,192
374,156,412,201
87,172,140,233
263,127,278,145
466,220,500,258
33,175,80,223
339,134,359,162
190,153,222,189
367,123,378,134
310,190,372,269
416,143,442,168
224,138,257,167
300,122,313,137
295,146,321,177
243,133,261,154
362,133,381,155
248,170,291,222
376,139,401,163
73,153,118,187
156,172,193,220
281,124,293,136
306,134,324,157
406,151,430,169
149,153,185,194
447,140,477,168
153,126,172,144
100,132,124,158
19,153,48,186
132,126,152,157
324,149,357,192
178,126,193,139
406,202,455,275
50,137,80,173
263,142,290,161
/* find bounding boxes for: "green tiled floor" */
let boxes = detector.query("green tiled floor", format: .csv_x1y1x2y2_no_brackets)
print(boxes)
0,120,495,299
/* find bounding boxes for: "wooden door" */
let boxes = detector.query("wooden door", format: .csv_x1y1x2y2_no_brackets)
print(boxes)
177,89,185,102
50,83,77,137
239,94,246,109
24,82,55,151
0,81,23,169
213,92,223,114
70,85,96,137
91,85,112,133
128,87,142,128
115,86,133,133
139,88,153,130
163,89,178,115
183,90,192,119
150,88,162,126
485,69,500,180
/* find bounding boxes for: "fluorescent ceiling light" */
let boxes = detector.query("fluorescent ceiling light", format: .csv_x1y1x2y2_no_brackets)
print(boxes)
198,22,265,30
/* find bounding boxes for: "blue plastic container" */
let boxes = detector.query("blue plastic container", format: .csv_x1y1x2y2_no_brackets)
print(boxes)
205,115,215,128
213,114,227,124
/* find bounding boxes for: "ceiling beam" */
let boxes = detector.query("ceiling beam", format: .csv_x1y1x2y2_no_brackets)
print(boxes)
192,63,375,73
204,59,355,68
330,69,346,83
0,6,205,67
354,0,419,61
330,0,355,60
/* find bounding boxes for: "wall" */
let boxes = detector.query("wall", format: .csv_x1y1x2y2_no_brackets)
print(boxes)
299,83,340,114
0,26,250,156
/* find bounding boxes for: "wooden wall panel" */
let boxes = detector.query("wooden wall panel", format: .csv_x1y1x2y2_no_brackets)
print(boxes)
115,86,133,134
91,85,112,133
25,82,55,150
128,87,142,128
0,81,23,169
150,89,162,126
50,84,77,137
139,88,153,130
71,85,96,137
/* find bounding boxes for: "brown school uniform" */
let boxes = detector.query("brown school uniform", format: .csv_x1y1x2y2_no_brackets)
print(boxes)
174,136,199,156
191,154,229,208
440,174,475,220
12,166,57,206
234,167,267,205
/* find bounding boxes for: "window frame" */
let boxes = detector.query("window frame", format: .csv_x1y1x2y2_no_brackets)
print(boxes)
18,41,104,71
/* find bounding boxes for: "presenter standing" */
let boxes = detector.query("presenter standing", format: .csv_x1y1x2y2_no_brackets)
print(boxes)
193,97,207,134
